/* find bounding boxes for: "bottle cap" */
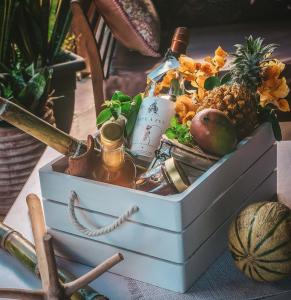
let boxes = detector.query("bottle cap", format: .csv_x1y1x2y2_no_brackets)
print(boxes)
100,122,123,149
165,157,190,193
170,27,190,56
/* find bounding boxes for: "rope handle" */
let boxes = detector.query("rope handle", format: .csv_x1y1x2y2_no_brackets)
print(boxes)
68,191,139,237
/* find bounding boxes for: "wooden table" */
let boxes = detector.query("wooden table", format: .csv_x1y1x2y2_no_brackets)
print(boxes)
1,142,291,300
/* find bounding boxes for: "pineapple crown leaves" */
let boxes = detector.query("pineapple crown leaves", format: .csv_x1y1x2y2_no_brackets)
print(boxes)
230,35,278,92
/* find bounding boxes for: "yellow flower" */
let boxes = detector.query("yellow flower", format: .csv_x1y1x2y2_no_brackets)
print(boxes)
277,99,290,112
175,94,197,121
261,60,285,80
154,69,177,95
258,74,290,112
215,46,228,58
200,63,216,76
182,111,196,124
272,77,290,99
209,46,228,69
179,55,200,73
197,87,207,100
213,55,225,68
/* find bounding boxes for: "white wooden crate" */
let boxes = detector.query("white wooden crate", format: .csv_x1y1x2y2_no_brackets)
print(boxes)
40,123,275,232
39,123,277,291
43,143,276,263
50,171,277,292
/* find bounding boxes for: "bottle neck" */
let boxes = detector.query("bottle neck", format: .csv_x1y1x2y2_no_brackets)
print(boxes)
169,27,189,58
101,143,125,172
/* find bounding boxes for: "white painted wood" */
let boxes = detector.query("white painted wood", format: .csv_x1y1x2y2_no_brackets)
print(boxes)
277,141,291,209
40,123,275,232
43,144,276,263
50,171,276,293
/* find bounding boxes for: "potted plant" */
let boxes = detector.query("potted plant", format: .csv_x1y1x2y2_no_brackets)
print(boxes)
0,0,84,217
12,0,85,132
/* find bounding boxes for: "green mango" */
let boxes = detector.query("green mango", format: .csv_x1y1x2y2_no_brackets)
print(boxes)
190,108,237,156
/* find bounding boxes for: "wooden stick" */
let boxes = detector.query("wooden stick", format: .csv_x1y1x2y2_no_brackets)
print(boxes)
0,222,108,300
0,97,87,156
26,194,50,292
42,234,64,299
0,288,44,300
64,253,124,296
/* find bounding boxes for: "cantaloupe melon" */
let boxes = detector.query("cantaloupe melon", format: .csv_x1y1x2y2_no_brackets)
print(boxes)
228,201,291,281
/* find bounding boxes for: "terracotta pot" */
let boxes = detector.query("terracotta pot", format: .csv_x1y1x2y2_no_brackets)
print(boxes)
0,127,45,217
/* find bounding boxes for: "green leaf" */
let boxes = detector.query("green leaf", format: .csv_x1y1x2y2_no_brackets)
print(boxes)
165,128,176,139
48,0,72,64
125,93,142,137
111,91,131,102
258,106,282,141
204,76,221,91
18,70,47,104
133,93,142,106
171,78,183,96
0,0,20,65
96,108,112,125
220,72,232,85
25,63,35,77
170,116,178,127
111,106,121,119
269,110,282,141
121,101,132,117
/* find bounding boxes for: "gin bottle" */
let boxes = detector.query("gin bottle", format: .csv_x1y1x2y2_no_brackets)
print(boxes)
130,27,190,165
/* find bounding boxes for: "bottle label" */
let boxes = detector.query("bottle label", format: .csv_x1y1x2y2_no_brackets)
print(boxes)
130,96,175,161
148,56,179,82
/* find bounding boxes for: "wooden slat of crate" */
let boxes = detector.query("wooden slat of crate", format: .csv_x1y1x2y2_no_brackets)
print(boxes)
181,123,275,228
40,124,275,232
43,144,276,263
50,171,276,293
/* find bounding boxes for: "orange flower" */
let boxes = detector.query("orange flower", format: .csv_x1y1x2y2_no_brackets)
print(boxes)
179,55,200,73
162,70,177,87
277,99,290,112
213,55,225,68
215,46,228,58
258,73,290,111
182,111,196,124
272,77,289,99
261,60,285,81
154,69,177,95
204,46,228,70
200,63,216,76
175,95,197,121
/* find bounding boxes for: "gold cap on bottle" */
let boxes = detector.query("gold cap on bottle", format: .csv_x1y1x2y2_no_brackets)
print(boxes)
165,157,189,193
170,27,190,56
100,122,123,149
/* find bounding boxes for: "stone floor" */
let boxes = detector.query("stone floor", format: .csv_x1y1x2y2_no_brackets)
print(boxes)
71,77,291,140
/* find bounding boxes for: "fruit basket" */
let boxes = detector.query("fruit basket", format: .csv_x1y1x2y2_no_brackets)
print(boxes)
39,122,276,292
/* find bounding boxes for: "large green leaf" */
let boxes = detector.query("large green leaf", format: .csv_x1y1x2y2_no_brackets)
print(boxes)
13,3,40,64
0,0,19,65
96,108,112,126
18,70,47,106
12,0,72,67
204,76,221,91
48,0,72,64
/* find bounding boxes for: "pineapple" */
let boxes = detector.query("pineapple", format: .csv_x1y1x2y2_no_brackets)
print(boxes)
198,36,277,139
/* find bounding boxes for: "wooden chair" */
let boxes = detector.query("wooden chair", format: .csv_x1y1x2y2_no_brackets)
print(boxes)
71,0,116,115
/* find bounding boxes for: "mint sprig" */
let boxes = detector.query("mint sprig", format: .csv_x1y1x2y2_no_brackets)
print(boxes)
96,91,142,138
165,117,195,146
